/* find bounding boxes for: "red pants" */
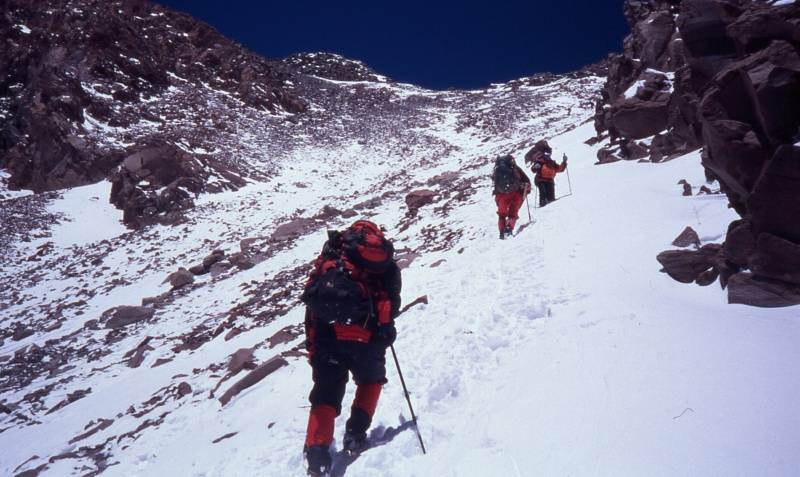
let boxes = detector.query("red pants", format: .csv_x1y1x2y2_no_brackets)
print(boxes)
305,384,382,446
495,192,525,232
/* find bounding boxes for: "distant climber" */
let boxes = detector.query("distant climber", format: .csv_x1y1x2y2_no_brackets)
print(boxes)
492,154,531,239
300,220,402,476
525,140,567,207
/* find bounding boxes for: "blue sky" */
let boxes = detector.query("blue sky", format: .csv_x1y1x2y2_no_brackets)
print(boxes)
157,0,628,89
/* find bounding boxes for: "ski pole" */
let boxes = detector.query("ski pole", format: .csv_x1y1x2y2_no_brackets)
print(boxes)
390,345,427,455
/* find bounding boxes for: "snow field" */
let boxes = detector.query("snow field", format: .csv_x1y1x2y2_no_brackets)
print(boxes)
3,78,799,477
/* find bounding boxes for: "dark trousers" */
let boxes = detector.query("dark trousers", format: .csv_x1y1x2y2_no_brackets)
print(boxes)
536,181,556,207
306,341,387,446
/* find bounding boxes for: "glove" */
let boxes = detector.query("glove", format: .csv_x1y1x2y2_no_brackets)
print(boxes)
562,154,568,163
373,323,397,347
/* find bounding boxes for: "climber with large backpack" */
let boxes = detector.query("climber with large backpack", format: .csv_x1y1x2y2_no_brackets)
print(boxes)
524,140,567,207
300,220,402,476
492,154,531,239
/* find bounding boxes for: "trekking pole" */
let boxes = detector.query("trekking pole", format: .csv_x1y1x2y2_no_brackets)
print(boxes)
390,345,427,454
566,164,573,196
525,191,532,223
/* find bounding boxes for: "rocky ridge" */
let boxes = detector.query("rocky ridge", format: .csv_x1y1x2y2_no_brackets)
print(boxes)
595,0,800,307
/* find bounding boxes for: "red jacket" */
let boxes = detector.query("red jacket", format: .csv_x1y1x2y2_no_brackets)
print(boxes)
527,151,566,183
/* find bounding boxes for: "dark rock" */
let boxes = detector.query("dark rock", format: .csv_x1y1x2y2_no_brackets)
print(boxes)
395,249,421,270
353,197,382,210
609,97,670,140
682,182,693,196
1,0,303,194
596,147,623,164
209,261,232,277
620,139,650,160
176,382,193,398
657,244,722,283
696,267,720,287
202,250,226,269
315,205,344,220
405,189,437,213
165,268,194,289
12,326,34,341
125,337,154,368
228,348,255,374
672,226,702,248
101,306,155,329
341,209,358,219
267,327,296,348
728,272,800,308
748,146,800,244
723,219,756,268
219,356,288,406
271,218,317,242
750,233,800,286
228,252,255,270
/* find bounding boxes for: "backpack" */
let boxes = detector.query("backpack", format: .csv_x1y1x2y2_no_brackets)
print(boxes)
493,155,520,194
302,221,394,326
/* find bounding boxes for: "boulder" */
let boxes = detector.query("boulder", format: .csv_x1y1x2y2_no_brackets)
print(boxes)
405,189,437,213
657,244,722,283
672,226,701,248
728,272,800,308
176,382,192,398
102,306,155,329
722,219,756,268
219,356,288,406
271,218,317,242
228,252,255,270
608,97,670,140
747,146,800,244
165,268,194,289
750,233,800,286
228,348,255,374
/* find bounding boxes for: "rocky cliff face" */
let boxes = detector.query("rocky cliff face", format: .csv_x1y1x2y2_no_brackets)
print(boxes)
597,0,800,307
1,0,309,222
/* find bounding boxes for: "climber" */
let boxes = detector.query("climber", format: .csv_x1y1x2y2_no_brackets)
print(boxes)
300,220,402,476
492,154,531,239
525,140,567,207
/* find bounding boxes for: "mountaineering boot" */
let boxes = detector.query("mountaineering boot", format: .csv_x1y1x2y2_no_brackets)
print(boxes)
342,431,369,455
344,404,373,454
304,444,332,476
499,230,505,240
504,225,513,237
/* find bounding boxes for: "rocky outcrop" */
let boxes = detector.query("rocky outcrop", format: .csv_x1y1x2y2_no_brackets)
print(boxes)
604,1,800,307
0,0,307,196
284,52,385,82
595,0,698,163
109,143,214,226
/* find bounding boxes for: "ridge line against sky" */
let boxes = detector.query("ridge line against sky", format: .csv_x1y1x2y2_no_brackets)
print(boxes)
156,0,628,90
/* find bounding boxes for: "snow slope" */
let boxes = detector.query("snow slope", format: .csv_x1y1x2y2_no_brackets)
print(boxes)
2,76,799,477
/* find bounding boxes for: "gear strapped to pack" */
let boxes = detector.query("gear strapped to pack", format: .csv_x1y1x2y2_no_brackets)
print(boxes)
493,155,520,194
302,221,394,327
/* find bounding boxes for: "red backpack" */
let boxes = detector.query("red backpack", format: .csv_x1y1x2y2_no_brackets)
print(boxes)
302,221,394,326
